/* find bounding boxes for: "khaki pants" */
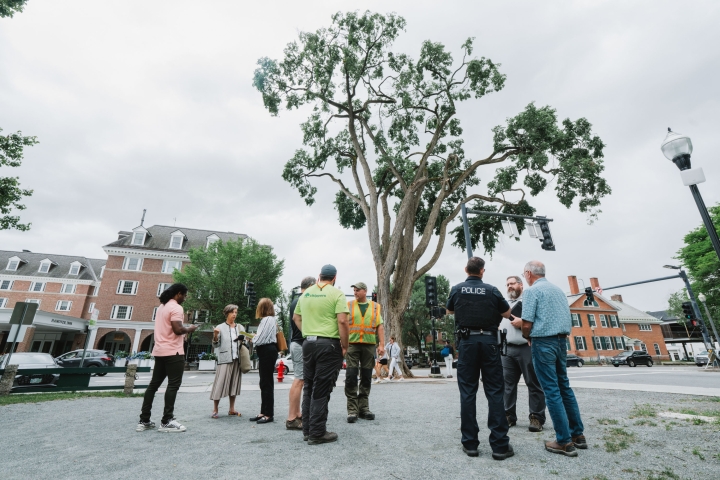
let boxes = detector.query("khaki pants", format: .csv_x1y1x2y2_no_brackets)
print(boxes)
344,343,376,415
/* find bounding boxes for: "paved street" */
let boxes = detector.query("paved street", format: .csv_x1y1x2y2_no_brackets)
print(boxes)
3,377,719,479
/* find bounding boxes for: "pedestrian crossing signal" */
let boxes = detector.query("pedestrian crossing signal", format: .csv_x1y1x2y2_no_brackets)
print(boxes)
425,276,438,307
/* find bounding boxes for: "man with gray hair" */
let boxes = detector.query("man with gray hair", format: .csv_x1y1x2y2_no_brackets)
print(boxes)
520,261,586,457
500,275,546,432
286,276,316,431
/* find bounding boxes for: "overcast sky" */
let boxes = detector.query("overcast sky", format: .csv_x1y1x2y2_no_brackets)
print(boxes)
1,0,719,311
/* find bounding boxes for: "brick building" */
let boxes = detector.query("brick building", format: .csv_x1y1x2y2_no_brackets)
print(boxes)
0,250,105,356
566,276,668,360
88,224,245,356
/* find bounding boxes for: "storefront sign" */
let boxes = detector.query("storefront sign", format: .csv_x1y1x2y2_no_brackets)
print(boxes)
51,318,74,326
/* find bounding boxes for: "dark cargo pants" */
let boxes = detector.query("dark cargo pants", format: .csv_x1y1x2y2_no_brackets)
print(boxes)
344,343,375,415
502,343,546,424
302,337,343,438
457,334,510,454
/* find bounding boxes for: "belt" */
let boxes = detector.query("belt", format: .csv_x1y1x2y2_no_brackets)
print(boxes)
469,330,497,336
306,336,339,342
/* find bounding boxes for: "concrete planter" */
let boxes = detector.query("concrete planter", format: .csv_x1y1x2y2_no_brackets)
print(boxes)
139,359,154,368
114,358,127,367
198,360,216,371
127,359,139,366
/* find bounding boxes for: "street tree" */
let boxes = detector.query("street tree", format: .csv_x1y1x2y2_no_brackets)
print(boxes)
172,238,284,330
402,274,450,356
668,204,720,330
1,129,37,231
0,0,28,18
253,11,611,370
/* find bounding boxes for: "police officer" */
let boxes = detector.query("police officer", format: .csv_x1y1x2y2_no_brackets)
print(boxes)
447,257,514,460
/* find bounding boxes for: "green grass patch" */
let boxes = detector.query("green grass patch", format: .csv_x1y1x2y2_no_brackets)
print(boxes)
0,391,142,406
678,408,720,417
630,404,657,418
692,418,706,425
647,467,680,480
597,418,619,425
634,419,657,426
692,448,705,461
603,427,636,453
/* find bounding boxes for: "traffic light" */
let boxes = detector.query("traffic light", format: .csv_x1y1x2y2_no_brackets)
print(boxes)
681,302,697,326
584,287,595,304
425,276,438,307
371,292,377,302
431,306,446,318
246,281,256,309
536,217,556,251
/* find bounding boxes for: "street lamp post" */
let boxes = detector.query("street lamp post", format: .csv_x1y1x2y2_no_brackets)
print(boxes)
661,129,720,263
698,293,719,350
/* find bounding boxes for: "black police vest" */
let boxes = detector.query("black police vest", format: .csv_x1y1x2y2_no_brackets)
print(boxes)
452,280,503,330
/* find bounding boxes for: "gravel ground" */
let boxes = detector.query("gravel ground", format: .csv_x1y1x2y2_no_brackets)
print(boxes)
1,380,719,480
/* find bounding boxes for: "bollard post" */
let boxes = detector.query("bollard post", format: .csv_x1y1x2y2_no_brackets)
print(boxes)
0,365,19,396
124,364,138,395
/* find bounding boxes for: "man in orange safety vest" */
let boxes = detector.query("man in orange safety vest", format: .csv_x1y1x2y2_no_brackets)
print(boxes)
344,281,385,423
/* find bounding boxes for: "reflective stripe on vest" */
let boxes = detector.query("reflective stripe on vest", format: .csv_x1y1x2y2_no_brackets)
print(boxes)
348,300,380,344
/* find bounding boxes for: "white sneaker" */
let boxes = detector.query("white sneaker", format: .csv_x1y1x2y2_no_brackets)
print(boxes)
136,420,155,432
373,379,381,384
398,377,404,381
158,418,187,433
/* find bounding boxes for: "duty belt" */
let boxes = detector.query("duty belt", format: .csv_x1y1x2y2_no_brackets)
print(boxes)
469,330,497,336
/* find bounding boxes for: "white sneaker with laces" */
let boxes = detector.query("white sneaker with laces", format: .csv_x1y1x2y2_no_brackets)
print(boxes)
158,419,187,433
398,377,404,381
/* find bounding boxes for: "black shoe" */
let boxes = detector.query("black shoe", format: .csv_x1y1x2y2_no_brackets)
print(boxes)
303,435,308,441
506,415,516,427
256,416,273,424
492,445,514,461
249,415,263,422
359,411,375,420
462,446,479,457
347,415,358,423
308,431,338,445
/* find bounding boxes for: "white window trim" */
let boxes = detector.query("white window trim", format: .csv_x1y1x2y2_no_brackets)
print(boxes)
39,261,52,273
600,314,608,328
116,280,139,295
110,305,133,320
25,299,41,305
161,260,182,274
574,336,587,351
88,302,96,313
6,256,22,271
99,266,105,279
29,282,45,292
0,298,8,308
593,336,602,350
206,234,220,248
571,313,581,328
68,262,82,275
55,300,72,312
122,257,143,271
0,280,13,291
603,336,612,350
610,315,619,328
131,232,146,245
169,235,184,249
60,284,76,294
152,306,159,321
587,314,596,328
639,324,653,332
157,283,172,297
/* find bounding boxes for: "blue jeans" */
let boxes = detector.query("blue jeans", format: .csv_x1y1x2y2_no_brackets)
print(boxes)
531,336,584,444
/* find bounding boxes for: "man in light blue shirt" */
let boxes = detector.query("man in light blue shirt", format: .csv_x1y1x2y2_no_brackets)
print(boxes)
520,261,586,458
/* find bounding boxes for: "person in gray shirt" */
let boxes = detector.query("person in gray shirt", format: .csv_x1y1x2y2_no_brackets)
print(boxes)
499,275,546,432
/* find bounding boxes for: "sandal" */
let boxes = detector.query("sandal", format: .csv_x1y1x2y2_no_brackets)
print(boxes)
211,412,219,419
228,411,241,417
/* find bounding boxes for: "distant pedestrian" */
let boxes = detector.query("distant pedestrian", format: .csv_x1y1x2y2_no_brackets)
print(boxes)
500,275,546,432
520,261,586,457
441,339,455,378
209,304,245,418
384,336,403,381
249,298,279,424
344,281,385,423
286,276,316,431
373,351,388,383
293,264,349,445
137,283,197,433
447,257,514,460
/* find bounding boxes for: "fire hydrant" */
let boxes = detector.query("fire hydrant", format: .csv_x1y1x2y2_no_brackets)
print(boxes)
277,359,284,382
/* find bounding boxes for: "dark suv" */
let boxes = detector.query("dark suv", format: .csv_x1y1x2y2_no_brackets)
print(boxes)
611,350,653,367
55,349,114,375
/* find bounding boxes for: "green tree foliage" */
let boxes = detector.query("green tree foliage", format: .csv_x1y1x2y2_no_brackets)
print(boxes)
402,274,451,354
0,0,28,18
253,11,610,362
172,238,284,329
670,204,720,330
0,129,37,231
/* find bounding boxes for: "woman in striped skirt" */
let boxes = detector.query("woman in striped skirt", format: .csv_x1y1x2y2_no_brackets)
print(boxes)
210,304,245,418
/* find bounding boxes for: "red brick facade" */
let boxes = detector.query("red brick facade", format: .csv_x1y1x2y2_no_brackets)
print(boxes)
0,280,97,320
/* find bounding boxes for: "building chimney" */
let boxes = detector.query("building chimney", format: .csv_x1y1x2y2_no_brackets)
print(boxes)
611,294,623,302
590,277,600,292
568,276,580,295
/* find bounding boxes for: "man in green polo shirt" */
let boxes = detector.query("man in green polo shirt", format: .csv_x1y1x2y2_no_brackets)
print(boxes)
293,264,349,445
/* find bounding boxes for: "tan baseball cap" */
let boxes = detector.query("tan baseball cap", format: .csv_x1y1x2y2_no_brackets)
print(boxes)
351,282,368,291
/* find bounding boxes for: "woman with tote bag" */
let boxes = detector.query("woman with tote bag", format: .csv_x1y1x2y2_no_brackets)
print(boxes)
249,298,280,424
210,304,246,418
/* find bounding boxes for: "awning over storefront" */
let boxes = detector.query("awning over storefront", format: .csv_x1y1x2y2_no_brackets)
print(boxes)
0,308,89,335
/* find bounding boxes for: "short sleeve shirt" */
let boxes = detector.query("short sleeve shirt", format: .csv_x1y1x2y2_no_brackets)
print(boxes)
294,283,350,338
289,298,303,345
152,299,185,357
521,278,572,337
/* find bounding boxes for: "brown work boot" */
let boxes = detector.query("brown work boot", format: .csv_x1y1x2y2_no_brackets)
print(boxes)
572,435,588,449
545,440,578,457
285,417,302,430
307,431,338,445
529,416,543,432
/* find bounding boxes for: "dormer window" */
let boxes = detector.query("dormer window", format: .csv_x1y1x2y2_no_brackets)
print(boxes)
206,234,220,248
583,299,599,307
131,232,146,245
68,262,83,276
39,261,52,273
6,256,22,271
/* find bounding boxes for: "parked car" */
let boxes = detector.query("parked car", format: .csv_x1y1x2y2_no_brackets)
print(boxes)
404,356,414,369
0,352,60,391
611,350,653,367
55,349,114,376
274,357,293,375
695,351,709,367
566,354,584,367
